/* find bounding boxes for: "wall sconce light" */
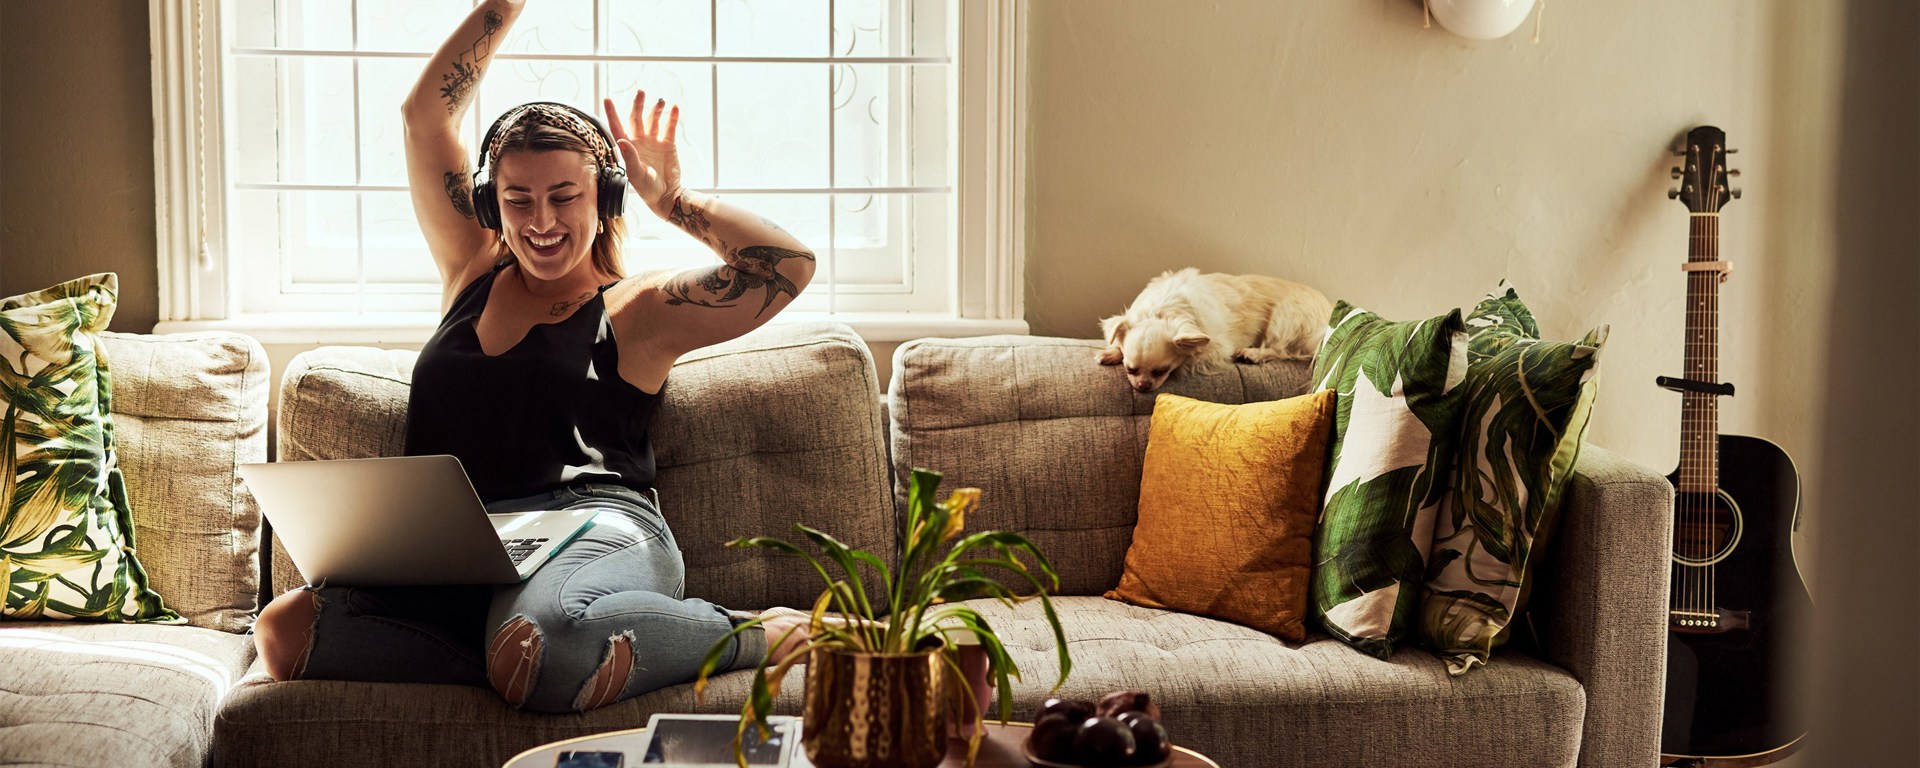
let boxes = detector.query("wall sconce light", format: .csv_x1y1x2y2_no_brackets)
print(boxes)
1425,0,1543,41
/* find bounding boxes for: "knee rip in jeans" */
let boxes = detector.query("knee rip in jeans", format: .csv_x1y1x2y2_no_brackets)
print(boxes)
487,615,543,707
574,631,637,712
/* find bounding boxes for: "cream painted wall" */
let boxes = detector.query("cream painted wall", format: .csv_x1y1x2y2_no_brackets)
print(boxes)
1022,0,1835,502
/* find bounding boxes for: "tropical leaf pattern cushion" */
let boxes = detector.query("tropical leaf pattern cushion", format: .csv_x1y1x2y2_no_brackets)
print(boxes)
1310,302,1468,658
1,274,180,623
1419,282,1605,675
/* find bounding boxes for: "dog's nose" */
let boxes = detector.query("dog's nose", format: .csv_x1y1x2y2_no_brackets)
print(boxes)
1133,382,1153,393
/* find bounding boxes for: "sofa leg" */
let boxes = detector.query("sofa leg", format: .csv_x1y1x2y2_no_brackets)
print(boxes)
486,615,542,707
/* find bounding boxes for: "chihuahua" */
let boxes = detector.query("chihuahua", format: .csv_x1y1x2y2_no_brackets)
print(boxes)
1098,268,1331,392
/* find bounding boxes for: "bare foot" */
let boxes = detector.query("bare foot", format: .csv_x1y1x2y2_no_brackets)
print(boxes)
757,608,813,665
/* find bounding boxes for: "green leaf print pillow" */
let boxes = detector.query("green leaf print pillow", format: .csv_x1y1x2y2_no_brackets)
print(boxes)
2,274,180,623
1419,282,1605,675
1310,302,1468,658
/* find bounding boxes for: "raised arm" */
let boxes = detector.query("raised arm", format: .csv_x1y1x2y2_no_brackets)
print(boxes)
402,0,525,296
603,91,818,359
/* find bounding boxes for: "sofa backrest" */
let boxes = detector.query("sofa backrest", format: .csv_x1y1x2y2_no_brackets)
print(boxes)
102,331,269,633
887,336,1311,596
272,322,896,612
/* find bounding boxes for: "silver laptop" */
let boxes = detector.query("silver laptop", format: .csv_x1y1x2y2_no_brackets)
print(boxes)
238,455,599,586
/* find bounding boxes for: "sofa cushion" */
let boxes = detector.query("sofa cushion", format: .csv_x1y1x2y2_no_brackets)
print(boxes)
214,657,802,768
968,596,1584,768
1420,284,1608,676
1309,303,1469,659
272,322,895,612
1,275,180,624
888,336,1311,597
103,331,269,633
1104,391,1334,642
0,621,256,768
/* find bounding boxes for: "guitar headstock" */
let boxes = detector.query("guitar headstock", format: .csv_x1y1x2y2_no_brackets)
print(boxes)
1668,125,1742,212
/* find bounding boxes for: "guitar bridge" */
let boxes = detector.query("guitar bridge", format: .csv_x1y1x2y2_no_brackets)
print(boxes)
1669,608,1752,634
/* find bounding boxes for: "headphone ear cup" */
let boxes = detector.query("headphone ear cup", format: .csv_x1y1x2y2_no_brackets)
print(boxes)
599,166,628,220
472,177,500,230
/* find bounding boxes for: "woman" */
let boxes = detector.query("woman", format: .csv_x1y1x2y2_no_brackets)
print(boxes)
251,0,813,713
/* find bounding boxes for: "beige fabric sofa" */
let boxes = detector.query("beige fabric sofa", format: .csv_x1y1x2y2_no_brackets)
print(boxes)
0,323,1674,768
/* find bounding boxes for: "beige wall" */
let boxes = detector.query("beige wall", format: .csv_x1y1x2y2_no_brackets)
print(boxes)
0,1,160,333
1024,0,1836,496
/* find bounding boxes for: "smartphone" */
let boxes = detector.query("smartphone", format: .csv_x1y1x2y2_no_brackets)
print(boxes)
635,714,799,766
556,750,625,768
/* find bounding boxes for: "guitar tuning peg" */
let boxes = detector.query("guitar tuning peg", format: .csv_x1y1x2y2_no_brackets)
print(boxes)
1729,169,1742,177
1731,188,1743,199
1727,148,1739,154
1669,188,1681,199
1671,167,1683,179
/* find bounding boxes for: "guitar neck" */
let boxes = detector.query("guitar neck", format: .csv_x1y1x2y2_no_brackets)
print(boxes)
1678,212,1722,494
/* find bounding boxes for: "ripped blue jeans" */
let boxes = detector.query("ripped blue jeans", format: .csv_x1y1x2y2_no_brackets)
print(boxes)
289,482,768,713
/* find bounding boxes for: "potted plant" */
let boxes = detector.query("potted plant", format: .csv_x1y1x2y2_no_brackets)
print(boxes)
695,468,1074,768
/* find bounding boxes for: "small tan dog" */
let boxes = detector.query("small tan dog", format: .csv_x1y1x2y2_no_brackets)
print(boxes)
1098,268,1332,392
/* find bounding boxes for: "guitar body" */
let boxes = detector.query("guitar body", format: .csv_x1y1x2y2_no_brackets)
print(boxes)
1660,434,1810,763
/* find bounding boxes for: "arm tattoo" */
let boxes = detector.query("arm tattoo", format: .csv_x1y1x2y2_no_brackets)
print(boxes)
661,245,817,317
665,194,712,237
444,162,475,219
439,10,503,114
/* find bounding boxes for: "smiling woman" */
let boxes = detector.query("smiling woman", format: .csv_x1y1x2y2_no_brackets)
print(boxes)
248,0,821,715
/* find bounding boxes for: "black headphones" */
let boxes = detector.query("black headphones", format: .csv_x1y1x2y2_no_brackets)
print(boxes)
471,101,627,231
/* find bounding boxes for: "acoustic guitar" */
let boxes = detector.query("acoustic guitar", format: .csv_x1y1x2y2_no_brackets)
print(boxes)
1656,125,1812,767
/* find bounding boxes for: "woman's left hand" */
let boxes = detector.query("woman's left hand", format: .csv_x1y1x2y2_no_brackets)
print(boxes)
604,91,683,219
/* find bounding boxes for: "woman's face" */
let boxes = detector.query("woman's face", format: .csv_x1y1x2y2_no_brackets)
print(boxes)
494,149,601,282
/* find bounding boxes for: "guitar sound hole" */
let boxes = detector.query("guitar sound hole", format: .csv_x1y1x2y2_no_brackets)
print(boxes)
1673,491,1743,566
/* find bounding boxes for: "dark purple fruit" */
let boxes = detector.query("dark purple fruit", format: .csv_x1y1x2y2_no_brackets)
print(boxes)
1096,690,1161,722
1073,716,1137,765
1036,696,1096,724
1115,712,1171,764
1030,712,1079,761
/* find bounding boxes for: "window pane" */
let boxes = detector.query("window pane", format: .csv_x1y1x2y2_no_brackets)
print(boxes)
716,0,828,58
357,0,473,52
608,0,714,57
831,64,948,189
231,57,359,184
717,64,829,188
500,0,595,55
282,191,362,287
235,0,354,49
362,192,442,286
474,60,599,128
358,58,416,186
906,0,949,59
606,63,717,190
834,0,891,57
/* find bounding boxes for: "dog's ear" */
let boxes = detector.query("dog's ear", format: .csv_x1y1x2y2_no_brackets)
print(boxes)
1099,315,1129,345
1173,329,1211,351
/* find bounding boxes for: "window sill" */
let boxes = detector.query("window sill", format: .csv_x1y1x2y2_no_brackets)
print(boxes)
151,313,1030,345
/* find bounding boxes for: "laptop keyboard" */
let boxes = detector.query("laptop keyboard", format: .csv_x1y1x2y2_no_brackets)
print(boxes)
503,538,550,565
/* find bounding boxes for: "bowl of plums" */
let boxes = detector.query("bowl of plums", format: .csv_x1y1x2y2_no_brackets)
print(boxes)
1021,690,1174,768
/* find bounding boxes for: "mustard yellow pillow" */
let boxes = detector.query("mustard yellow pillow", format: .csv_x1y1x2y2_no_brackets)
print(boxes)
1105,391,1336,642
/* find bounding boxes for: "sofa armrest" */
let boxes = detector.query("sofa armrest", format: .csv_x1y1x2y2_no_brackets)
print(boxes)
1528,445,1674,768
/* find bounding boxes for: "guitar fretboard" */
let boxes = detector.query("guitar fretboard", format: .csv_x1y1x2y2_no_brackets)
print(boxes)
1678,212,1722,494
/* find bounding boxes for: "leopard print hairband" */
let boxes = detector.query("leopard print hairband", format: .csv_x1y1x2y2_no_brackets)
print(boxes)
485,104,619,169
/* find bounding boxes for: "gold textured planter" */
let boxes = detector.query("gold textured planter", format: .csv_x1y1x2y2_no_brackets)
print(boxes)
802,645,948,768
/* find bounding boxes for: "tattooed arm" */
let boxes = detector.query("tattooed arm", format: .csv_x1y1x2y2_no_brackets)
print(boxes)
402,0,523,303
600,91,817,379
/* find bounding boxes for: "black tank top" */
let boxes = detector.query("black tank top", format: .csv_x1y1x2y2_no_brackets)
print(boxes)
404,262,661,501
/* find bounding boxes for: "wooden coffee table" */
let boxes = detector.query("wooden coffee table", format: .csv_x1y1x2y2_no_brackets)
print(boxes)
503,720,1221,767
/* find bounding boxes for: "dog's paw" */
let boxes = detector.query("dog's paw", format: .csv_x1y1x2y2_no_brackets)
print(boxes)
1233,347,1278,364
1096,347,1123,365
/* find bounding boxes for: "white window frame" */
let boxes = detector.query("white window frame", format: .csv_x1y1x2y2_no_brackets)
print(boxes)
150,0,1025,343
